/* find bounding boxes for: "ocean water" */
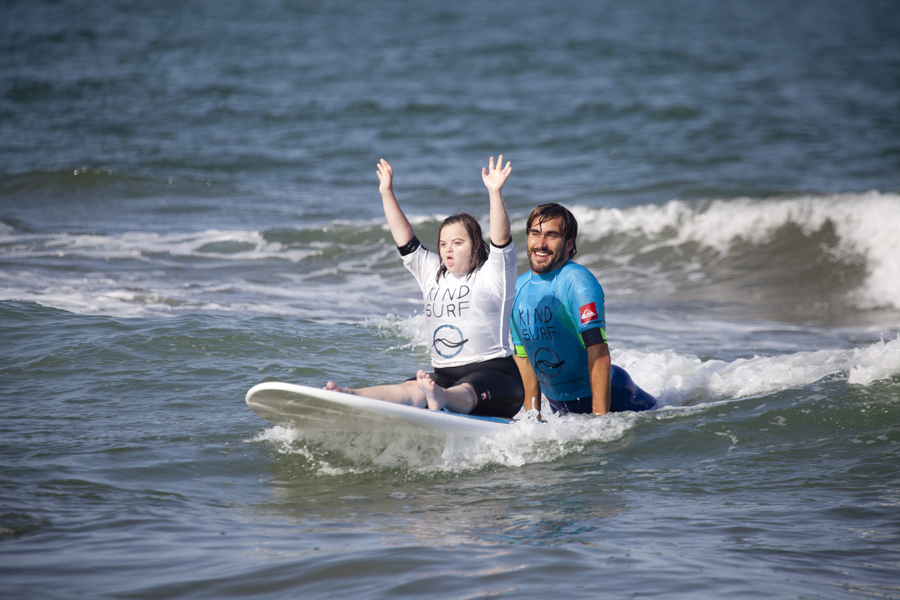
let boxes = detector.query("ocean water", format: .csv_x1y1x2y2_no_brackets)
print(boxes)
2,1,900,598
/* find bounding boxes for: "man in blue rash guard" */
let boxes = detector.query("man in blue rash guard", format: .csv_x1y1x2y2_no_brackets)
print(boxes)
511,203,656,418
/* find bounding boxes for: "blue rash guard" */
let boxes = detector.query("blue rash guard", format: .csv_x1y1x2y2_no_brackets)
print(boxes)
510,261,656,413
510,261,607,403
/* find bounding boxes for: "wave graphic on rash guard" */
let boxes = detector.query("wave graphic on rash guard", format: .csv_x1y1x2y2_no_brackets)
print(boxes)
435,338,468,349
535,358,565,369
534,348,565,377
432,324,467,358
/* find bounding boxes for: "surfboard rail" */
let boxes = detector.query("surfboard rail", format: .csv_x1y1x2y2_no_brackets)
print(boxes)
245,381,511,437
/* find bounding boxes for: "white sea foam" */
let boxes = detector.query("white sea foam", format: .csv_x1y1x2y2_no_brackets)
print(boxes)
848,333,900,386
3,192,898,317
377,310,900,401
250,409,639,474
0,268,381,318
366,312,430,350
0,225,414,318
613,334,900,404
0,229,314,263
247,335,900,475
568,191,900,310
437,409,638,470
249,426,364,476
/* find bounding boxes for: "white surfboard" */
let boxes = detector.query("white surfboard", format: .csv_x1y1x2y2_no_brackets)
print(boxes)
245,382,512,438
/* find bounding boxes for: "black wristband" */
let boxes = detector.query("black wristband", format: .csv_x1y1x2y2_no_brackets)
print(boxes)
581,327,607,347
397,236,421,257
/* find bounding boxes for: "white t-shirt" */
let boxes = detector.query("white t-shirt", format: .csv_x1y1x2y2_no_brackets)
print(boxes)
402,239,517,368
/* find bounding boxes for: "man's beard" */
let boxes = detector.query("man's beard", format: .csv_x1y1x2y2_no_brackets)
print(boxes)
528,246,567,274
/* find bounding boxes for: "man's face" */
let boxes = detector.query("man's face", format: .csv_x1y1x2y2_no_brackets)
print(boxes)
526,216,573,274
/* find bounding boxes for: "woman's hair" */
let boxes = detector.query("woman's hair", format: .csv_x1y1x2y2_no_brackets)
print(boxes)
435,213,488,282
525,203,578,259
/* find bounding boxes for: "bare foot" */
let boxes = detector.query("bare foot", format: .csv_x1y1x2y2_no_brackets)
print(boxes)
416,370,446,411
324,381,355,394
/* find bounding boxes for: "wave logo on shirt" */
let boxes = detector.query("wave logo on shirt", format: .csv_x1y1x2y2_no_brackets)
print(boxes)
580,302,598,324
433,324,468,359
534,347,565,377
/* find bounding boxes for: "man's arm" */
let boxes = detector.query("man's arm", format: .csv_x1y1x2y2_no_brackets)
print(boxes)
513,354,542,419
588,343,611,415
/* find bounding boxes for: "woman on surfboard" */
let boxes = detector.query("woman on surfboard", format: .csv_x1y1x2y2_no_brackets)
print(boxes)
325,156,524,418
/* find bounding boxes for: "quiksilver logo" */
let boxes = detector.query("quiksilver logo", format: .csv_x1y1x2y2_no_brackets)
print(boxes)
579,302,598,324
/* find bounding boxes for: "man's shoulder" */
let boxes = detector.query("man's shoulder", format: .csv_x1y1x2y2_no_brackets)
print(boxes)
559,261,599,284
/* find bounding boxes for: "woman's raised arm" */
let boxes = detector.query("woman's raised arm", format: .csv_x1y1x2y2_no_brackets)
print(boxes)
377,159,415,247
481,155,512,246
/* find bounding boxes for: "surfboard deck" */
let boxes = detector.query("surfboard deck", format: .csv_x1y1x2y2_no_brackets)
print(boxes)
245,382,512,437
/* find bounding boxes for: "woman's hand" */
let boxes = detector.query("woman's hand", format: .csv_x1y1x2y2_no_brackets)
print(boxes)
482,154,512,246
375,158,414,247
481,155,512,193
377,158,393,194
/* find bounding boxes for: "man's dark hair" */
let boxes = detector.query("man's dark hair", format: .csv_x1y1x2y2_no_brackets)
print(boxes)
525,203,578,259
435,213,488,282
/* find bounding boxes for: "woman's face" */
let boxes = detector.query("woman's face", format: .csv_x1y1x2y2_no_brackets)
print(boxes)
439,222,473,276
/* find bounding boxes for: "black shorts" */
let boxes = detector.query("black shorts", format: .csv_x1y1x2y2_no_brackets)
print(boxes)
414,355,525,419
